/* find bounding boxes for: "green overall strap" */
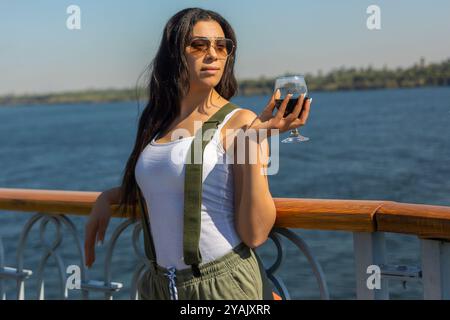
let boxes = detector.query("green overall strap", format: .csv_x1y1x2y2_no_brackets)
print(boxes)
137,186,157,267
183,102,237,269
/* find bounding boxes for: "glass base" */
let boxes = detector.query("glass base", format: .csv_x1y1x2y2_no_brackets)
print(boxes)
281,134,310,143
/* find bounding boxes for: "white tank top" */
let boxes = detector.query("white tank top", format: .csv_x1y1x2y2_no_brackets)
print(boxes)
134,107,243,270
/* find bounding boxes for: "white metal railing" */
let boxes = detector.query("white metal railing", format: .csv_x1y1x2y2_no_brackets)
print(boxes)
1,188,450,300
1,212,329,300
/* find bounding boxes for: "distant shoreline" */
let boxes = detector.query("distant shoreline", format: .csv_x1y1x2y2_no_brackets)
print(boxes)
2,57,449,107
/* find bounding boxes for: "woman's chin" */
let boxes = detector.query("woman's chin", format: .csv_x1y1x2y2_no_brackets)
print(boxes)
195,78,220,88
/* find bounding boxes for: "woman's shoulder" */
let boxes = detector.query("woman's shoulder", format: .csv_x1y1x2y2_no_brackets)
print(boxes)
218,105,261,153
224,105,258,130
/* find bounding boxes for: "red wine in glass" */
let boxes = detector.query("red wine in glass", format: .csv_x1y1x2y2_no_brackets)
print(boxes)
274,75,310,143
274,97,309,118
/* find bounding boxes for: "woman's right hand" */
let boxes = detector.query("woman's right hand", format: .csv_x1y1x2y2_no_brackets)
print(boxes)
84,192,113,268
248,90,312,137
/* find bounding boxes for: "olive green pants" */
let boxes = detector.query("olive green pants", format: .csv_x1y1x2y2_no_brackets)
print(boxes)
138,242,275,300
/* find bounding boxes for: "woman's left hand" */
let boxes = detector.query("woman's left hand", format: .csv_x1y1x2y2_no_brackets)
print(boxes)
247,90,312,138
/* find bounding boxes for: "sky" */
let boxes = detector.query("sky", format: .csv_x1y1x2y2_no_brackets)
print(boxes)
1,0,449,95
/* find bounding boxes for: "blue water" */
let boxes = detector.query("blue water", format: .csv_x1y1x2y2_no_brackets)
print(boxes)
1,87,449,299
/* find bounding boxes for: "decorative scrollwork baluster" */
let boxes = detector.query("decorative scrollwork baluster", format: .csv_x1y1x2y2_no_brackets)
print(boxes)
130,220,151,300
262,227,330,300
35,215,66,299
16,213,44,300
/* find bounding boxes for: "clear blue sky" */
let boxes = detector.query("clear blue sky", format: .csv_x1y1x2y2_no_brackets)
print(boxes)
1,0,449,95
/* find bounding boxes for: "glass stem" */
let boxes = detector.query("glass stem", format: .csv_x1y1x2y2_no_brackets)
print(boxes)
290,128,300,136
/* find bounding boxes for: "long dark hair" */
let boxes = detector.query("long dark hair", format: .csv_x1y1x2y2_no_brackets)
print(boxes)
117,8,238,219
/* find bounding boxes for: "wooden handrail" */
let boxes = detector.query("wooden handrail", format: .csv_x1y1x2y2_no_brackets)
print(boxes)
1,188,450,240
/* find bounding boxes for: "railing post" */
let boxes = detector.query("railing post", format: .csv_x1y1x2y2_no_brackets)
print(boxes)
353,232,389,299
421,239,450,300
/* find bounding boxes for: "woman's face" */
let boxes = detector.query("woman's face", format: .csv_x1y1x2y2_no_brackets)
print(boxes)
185,20,230,90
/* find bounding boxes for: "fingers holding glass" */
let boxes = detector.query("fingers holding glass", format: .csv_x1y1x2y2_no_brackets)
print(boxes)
289,97,312,130
275,93,292,119
289,93,306,119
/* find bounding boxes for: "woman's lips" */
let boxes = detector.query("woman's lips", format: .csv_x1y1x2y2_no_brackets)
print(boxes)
200,69,219,75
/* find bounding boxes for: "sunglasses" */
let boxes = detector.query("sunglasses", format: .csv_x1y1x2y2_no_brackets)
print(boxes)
186,37,235,59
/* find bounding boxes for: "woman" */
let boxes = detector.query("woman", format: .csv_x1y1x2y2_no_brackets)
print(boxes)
84,7,311,300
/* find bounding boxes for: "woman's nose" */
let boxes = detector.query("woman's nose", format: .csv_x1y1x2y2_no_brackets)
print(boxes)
205,44,218,59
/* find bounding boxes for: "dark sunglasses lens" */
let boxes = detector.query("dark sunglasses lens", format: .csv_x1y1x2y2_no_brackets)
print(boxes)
189,38,234,57
216,39,234,56
190,39,209,52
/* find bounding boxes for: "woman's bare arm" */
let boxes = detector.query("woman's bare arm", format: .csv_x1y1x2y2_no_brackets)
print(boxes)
223,92,312,248
225,109,277,248
84,186,121,267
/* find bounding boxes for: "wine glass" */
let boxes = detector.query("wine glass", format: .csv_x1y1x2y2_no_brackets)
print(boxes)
274,75,310,143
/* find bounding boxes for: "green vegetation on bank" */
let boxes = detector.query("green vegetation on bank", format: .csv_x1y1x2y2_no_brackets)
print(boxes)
0,88,144,107
239,57,450,95
1,57,449,106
